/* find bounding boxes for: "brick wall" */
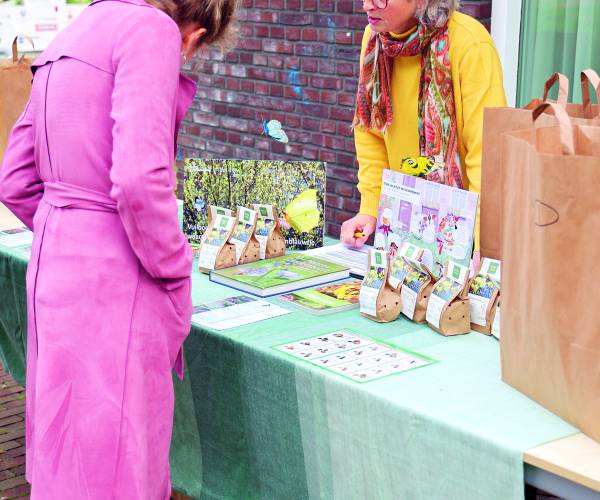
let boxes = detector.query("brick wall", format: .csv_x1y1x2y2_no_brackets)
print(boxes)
178,0,494,238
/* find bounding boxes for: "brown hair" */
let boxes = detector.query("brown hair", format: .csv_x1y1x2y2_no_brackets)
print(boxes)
147,0,239,50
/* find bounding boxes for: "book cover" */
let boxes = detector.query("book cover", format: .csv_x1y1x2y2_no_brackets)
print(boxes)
280,279,361,314
184,159,326,250
375,170,479,279
210,254,349,294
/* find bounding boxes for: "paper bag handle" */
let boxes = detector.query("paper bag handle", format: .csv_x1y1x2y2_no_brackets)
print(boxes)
11,36,35,63
581,69,600,119
543,72,569,107
532,102,575,156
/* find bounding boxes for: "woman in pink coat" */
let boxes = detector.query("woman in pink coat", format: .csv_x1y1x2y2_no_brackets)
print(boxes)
0,0,237,497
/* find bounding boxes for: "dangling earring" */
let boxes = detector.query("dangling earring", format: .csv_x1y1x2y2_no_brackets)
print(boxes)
181,51,188,64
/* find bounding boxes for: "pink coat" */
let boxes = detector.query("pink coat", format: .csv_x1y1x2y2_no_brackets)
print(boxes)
0,0,196,498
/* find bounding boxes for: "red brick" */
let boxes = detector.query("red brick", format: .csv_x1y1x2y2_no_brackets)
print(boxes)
263,40,294,54
338,93,356,107
336,182,354,198
331,106,354,121
301,28,318,41
335,31,354,45
287,27,302,41
319,150,337,163
330,167,357,183
246,10,278,23
284,117,301,131
337,153,357,168
326,194,343,209
320,91,337,105
280,13,312,25
220,117,249,132
334,210,350,224
460,1,492,19
301,58,318,72
326,222,341,238
254,25,269,37
318,59,335,74
336,61,357,77
343,198,361,212
310,76,342,90
270,26,285,38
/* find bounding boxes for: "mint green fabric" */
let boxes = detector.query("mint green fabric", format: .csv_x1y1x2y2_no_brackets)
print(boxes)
0,242,578,499
517,0,600,106
0,246,28,386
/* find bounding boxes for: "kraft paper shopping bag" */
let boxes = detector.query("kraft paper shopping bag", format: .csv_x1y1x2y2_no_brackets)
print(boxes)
501,102,600,442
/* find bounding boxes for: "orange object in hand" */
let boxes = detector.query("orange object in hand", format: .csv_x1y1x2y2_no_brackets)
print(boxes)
354,231,365,239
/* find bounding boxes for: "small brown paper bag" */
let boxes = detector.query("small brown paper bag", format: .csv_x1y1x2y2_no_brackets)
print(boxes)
252,204,286,259
198,207,236,273
230,206,260,265
359,249,402,323
426,261,470,336
400,258,436,324
468,258,501,335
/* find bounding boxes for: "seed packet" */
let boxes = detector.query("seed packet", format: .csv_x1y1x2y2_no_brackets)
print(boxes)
388,242,423,291
198,209,236,273
400,257,436,323
468,258,501,335
359,249,402,323
230,206,261,265
252,204,286,259
426,260,470,336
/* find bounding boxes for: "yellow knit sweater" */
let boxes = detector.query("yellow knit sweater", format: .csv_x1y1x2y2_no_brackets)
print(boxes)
355,12,507,249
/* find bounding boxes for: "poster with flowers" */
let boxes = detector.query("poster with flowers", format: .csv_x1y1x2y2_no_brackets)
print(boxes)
374,170,478,279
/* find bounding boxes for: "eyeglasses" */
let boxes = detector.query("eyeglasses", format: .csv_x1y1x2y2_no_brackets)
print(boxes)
362,0,388,9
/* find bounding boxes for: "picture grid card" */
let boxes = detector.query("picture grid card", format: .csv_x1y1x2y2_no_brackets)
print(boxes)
192,295,291,330
274,329,435,383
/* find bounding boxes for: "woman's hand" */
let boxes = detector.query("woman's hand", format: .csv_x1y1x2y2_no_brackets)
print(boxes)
340,214,377,248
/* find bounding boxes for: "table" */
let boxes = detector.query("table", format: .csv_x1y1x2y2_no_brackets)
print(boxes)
0,233,599,500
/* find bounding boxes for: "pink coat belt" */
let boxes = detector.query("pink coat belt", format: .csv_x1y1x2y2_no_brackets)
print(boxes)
43,181,117,212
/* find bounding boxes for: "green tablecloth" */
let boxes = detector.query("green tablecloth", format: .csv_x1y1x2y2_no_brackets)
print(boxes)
0,242,577,500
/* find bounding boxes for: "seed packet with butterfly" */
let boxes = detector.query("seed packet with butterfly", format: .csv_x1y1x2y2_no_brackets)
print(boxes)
468,258,501,335
198,208,236,273
252,204,286,259
230,206,261,265
388,241,423,290
426,261,471,336
359,249,402,323
400,256,437,324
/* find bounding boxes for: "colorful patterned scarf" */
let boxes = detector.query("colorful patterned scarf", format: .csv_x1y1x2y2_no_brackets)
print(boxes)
353,23,464,189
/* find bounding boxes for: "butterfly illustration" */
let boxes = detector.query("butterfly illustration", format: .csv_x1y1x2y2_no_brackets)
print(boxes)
278,189,320,233
262,119,289,144
194,197,205,212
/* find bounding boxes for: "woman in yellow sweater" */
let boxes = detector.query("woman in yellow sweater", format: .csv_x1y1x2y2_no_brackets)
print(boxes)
340,0,506,264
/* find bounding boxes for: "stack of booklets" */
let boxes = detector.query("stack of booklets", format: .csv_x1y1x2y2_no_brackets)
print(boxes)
209,254,349,297
279,279,361,315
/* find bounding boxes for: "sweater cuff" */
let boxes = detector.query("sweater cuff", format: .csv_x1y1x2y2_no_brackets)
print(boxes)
359,193,380,219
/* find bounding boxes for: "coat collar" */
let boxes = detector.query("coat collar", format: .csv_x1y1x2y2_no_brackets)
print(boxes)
90,0,152,8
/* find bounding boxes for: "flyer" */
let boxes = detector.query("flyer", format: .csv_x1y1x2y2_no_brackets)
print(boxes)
375,170,478,278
